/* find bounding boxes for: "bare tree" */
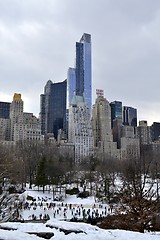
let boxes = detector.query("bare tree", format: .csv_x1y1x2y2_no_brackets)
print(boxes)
95,153,119,203
17,140,44,188
118,155,160,232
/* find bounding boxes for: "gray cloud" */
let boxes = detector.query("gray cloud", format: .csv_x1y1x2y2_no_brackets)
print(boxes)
0,0,160,124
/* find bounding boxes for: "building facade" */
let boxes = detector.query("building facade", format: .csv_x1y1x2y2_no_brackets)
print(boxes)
110,101,122,128
67,33,92,113
123,106,137,127
9,93,42,142
67,68,76,108
76,33,92,111
13,112,42,142
0,118,10,141
0,101,11,141
40,80,67,140
68,94,93,163
0,101,10,119
10,93,23,141
135,120,152,145
120,125,140,160
151,122,160,142
112,118,123,149
92,93,120,159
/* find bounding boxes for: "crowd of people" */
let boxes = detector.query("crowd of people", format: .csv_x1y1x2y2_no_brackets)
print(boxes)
0,194,114,223
20,196,113,223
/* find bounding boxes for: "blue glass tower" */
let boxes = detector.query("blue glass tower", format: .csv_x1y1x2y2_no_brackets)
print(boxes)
76,33,92,111
110,101,122,128
40,80,67,140
0,101,10,119
67,33,92,113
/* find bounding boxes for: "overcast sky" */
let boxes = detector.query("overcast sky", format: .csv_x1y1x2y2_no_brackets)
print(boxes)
0,0,160,125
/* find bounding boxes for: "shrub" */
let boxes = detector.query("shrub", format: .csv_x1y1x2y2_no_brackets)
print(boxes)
66,187,79,195
0,186,2,194
8,186,17,194
26,195,34,201
77,191,89,198
96,192,103,199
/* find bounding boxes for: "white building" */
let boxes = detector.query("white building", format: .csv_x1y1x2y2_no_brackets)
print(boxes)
14,112,43,142
68,94,93,163
10,93,43,142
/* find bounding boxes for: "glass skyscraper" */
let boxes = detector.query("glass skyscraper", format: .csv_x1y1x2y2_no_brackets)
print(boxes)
151,122,160,142
123,106,137,127
67,33,92,111
110,101,122,128
0,101,10,119
76,33,92,111
40,79,67,140
67,67,76,108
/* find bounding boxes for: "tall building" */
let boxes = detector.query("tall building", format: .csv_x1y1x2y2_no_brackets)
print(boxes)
67,68,76,108
123,106,137,127
135,120,152,145
151,122,160,142
112,118,123,149
120,125,140,160
92,90,120,159
9,93,42,142
76,33,92,111
10,93,23,141
68,94,93,163
14,112,42,142
0,101,11,141
40,80,67,140
0,101,10,119
0,118,10,141
110,101,122,128
67,33,92,111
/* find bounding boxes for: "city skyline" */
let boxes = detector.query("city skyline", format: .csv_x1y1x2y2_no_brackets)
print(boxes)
1,1,160,125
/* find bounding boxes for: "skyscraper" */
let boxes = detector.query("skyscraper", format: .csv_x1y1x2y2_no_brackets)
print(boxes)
151,122,160,142
67,67,76,108
92,90,120,159
68,93,93,163
76,33,92,111
9,93,42,142
40,80,67,140
123,106,137,127
0,101,10,119
10,93,23,141
67,33,92,111
135,120,151,145
110,101,122,128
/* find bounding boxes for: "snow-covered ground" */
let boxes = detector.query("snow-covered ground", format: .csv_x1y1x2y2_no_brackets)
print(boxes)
0,186,160,240
19,188,110,221
0,220,160,240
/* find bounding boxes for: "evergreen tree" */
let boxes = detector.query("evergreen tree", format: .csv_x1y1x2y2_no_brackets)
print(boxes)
35,156,48,193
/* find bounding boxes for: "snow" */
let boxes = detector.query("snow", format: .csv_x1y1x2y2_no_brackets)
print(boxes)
0,186,160,240
0,229,42,240
47,218,100,233
0,221,160,240
63,194,95,205
0,222,51,232
19,189,110,222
